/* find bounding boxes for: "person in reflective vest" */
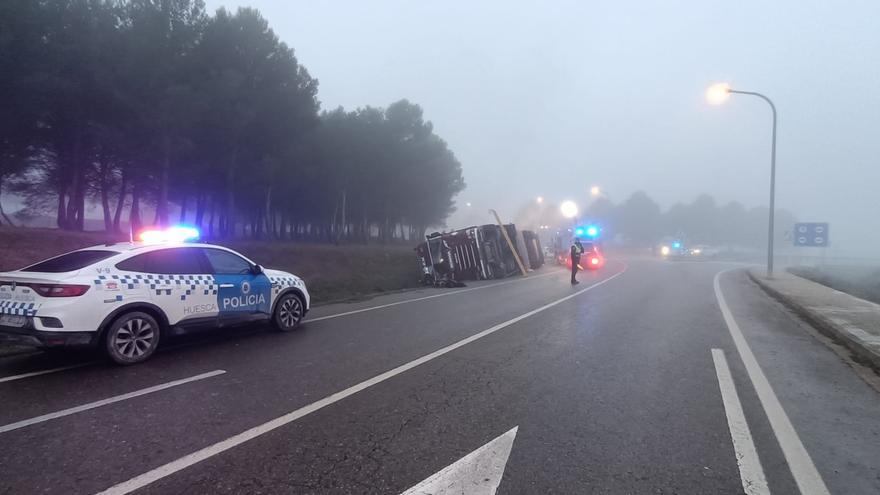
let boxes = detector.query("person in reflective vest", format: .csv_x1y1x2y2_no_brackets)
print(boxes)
570,238,584,285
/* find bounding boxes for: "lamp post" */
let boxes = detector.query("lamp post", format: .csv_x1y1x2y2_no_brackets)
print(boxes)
560,200,579,248
707,83,778,277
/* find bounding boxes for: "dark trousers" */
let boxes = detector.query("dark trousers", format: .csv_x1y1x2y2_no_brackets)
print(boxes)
571,257,580,283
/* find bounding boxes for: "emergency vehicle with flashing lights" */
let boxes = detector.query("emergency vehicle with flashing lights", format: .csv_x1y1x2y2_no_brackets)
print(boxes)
0,227,310,365
560,241,605,270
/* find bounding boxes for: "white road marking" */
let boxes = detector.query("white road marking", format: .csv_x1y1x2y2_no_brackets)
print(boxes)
307,269,564,322
96,267,627,495
0,370,226,434
0,268,568,382
711,348,769,495
0,362,97,384
401,426,518,495
714,269,831,495
659,260,753,265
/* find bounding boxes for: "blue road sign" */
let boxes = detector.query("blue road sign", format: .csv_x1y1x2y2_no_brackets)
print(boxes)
794,222,829,247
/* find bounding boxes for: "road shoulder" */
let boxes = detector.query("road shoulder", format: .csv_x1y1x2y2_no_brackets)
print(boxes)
748,268,880,372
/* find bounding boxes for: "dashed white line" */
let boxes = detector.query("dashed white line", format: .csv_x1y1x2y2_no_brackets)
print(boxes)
307,269,564,323
0,362,97,384
715,269,831,495
0,370,226,434
95,266,627,495
712,348,769,495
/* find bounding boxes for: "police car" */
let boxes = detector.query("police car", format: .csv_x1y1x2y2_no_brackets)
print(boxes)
0,227,310,365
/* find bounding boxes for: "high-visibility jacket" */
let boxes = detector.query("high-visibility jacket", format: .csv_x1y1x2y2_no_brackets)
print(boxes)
571,242,584,260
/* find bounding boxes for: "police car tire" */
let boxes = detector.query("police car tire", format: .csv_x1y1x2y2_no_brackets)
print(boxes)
103,312,161,365
273,293,303,332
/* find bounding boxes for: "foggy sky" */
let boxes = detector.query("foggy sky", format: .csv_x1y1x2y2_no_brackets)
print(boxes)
206,0,880,255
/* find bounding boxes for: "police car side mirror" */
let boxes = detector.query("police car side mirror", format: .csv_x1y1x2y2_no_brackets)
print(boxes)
252,264,264,275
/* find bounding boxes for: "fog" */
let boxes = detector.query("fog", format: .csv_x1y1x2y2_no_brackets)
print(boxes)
207,0,879,256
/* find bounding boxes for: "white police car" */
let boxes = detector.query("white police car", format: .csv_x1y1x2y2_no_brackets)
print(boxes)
0,228,310,364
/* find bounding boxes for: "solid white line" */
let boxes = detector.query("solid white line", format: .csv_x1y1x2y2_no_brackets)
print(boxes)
0,362,97,384
0,269,566,383
96,266,627,495
711,348,769,495
0,370,226,434
307,269,564,323
714,269,830,495
0,270,565,382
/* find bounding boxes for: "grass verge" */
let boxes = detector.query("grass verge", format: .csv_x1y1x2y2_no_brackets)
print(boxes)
788,265,880,305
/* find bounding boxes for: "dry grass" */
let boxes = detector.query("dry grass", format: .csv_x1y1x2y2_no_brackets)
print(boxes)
223,240,422,302
789,265,880,305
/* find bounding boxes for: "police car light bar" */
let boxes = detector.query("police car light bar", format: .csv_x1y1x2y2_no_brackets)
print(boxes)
138,226,200,244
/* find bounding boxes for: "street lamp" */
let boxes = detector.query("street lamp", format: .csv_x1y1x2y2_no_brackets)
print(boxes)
705,83,731,106
560,200,578,219
707,82,778,277
536,196,544,204
590,186,601,197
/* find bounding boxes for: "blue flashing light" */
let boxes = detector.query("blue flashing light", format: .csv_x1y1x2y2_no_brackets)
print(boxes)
574,228,585,236
168,226,200,241
585,225,599,238
139,225,200,244
672,241,682,249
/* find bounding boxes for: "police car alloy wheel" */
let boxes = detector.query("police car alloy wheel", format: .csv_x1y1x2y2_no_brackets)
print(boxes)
104,311,160,365
274,293,303,331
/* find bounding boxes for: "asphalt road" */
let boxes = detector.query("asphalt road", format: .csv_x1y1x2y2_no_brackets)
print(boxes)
1,258,879,494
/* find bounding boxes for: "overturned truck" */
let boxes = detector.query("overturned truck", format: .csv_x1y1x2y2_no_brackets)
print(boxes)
415,224,544,285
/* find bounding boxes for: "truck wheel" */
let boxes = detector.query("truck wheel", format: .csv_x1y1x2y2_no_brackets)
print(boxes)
273,293,304,332
104,312,161,365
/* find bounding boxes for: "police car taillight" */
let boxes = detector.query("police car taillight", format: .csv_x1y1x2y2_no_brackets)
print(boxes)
29,284,90,297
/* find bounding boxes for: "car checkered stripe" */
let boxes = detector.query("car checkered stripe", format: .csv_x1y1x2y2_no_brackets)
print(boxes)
0,301,39,316
269,276,300,296
94,274,218,300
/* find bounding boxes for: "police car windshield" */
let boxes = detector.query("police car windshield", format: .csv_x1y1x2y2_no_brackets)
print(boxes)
21,250,117,273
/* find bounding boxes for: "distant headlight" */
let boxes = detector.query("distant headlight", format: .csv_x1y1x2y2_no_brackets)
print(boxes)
692,249,702,254
660,246,670,256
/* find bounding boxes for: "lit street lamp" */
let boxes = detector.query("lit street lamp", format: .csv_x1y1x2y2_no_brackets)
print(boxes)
590,186,601,197
560,200,578,219
707,82,778,277
536,196,544,204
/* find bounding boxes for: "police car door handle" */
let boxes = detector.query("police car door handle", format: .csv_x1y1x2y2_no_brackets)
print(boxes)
219,283,235,288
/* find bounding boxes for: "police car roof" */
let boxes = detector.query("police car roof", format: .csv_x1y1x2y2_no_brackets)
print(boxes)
85,242,229,253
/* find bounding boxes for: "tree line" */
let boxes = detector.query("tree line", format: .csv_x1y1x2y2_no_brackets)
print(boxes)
592,192,797,247
521,191,797,248
0,0,465,242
